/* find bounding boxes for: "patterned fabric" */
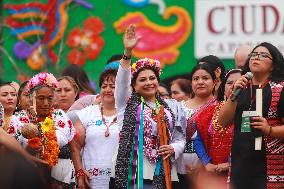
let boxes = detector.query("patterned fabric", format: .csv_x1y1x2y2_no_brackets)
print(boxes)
184,140,195,153
8,109,76,185
115,93,173,189
77,105,119,189
186,98,216,139
8,109,75,148
196,102,233,165
265,81,284,189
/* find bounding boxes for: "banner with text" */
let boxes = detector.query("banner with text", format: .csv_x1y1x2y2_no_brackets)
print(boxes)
195,0,284,58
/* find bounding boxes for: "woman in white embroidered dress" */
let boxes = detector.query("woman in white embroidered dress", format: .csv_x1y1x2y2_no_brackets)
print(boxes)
7,72,76,189
114,25,186,189
71,69,119,189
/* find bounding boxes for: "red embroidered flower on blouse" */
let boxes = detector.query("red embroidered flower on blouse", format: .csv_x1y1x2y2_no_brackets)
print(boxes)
66,17,105,66
57,120,65,128
67,120,73,128
19,117,29,124
7,126,15,135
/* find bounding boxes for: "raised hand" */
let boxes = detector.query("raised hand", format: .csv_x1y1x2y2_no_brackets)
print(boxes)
123,24,141,53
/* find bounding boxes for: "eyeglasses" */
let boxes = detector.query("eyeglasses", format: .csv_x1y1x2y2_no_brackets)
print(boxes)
249,52,272,60
159,92,170,98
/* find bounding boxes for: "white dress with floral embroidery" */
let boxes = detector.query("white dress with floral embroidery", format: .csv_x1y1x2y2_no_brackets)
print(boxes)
8,109,76,184
76,105,120,189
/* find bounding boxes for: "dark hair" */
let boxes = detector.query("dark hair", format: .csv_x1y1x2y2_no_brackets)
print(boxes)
242,42,284,83
0,82,13,88
197,55,225,80
170,78,192,96
159,82,171,96
107,54,123,64
16,81,29,111
57,76,80,100
131,67,160,91
99,69,118,88
17,81,29,99
217,69,242,102
61,64,95,94
190,63,216,81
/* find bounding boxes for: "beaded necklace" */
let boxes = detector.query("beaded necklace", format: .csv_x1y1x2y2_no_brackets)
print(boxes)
100,105,117,137
141,97,161,117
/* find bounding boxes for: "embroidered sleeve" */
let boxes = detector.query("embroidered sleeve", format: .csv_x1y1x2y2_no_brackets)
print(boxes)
53,109,76,148
115,65,131,111
8,112,29,148
166,100,186,161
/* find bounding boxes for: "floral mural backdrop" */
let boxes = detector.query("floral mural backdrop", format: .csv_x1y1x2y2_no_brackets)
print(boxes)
1,0,235,86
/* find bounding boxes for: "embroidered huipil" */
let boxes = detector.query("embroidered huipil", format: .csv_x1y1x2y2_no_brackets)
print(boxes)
114,65,186,182
7,109,76,184
8,109,75,148
76,105,119,189
176,101,200,174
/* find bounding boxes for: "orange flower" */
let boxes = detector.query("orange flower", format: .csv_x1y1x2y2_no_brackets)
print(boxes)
41,116,59,167
28,137,42,149
66,16,105,66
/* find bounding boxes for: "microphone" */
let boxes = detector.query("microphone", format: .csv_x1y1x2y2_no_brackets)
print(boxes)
231,72,253,102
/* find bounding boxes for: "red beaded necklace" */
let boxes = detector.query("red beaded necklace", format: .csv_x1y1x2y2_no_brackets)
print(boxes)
100,105,117,137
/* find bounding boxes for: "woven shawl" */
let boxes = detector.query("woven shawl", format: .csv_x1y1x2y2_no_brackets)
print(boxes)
115,93,173,189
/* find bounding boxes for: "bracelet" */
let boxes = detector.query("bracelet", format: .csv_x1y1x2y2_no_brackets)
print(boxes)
75,169,86,178
267,126,272,137
122,53,131,60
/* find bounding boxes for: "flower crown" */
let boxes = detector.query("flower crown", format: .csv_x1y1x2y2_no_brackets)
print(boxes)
131,58,161,77
28,72,58,91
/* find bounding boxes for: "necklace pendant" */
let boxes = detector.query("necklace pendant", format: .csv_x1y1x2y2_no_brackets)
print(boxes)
105,130,110,137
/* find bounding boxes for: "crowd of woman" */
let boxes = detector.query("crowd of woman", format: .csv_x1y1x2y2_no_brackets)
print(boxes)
0,24,284,189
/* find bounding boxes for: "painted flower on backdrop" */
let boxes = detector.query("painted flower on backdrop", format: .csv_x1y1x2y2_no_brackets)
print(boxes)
66,16,105,66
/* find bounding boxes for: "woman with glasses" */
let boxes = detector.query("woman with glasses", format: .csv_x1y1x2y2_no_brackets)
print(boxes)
219,42,284,189
8,72,76,188
158,83,171,99
193,69,242,187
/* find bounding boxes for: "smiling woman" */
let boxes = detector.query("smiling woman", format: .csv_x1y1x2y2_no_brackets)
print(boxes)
113,25,186,189
70,68,118,189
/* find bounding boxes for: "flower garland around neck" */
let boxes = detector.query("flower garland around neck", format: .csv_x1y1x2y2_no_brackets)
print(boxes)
141,96,161,117
41,115,59,167
28,109,59,167
140,96,162,163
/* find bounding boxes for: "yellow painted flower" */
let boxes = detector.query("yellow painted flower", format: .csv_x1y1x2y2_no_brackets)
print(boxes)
41,117,53,133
